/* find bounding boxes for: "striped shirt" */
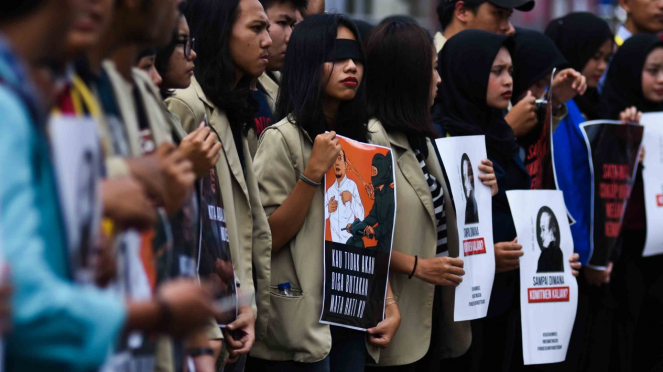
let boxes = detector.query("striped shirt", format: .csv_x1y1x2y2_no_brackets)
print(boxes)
414,149,448,256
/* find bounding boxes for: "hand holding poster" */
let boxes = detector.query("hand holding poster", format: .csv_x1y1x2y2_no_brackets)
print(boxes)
320,135,395,330
506,190,578,365
433,135,495,321
580,121,644,268
639,113,663,257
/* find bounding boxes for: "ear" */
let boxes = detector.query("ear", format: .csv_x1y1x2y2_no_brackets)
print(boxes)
619,0,631,13
455,1,473,24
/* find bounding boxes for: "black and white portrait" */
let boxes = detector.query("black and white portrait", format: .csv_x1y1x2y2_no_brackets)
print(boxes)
461,153,479,225
536,206,564,273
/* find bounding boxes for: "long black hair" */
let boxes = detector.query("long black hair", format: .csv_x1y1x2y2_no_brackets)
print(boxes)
185,0,256,134
365,21,437,156
275,13,368,142
545,12,613,120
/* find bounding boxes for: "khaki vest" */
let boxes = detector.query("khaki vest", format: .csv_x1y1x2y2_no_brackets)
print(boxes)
368,119,471,365
165,77,273,342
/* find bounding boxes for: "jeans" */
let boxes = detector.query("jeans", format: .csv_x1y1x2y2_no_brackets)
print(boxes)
246,326,366,372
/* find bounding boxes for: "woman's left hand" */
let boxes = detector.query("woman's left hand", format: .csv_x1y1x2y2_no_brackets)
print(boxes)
569,253,581,277
478,159,498,197
367,299,401,349
552,68,587,106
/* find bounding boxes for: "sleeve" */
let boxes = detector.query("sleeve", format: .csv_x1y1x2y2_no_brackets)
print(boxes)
358,203,378,230
374,200,394,240
324,186,332,220
0,89,126,370
351,182,364,220
552,103,568,132
165,96,200,134
205,317,223,340
253,128,297,217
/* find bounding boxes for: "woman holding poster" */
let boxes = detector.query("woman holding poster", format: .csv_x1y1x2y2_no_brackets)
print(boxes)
438,30,581,371
251,14,400,372
363,22,498,371
599,34,663,371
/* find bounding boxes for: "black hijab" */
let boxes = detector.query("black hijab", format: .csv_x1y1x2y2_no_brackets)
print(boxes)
439,29,518,164
511,28,569,105
599,34,663,120
545,12,613,120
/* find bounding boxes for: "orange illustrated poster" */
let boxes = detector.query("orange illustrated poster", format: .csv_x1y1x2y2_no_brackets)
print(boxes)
320,135,396,331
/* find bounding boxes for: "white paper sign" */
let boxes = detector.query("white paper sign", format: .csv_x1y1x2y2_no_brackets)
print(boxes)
506,190,578,365
434,135,495,321
640,113,663,257
48,116,102,285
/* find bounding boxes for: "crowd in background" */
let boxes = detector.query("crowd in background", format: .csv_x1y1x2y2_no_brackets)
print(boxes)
0,0,662,371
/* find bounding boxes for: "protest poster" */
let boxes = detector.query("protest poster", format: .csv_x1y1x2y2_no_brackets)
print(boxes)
433,135,495,321
519,70,558,190
639,113,663,257
320,135,395,330
199,167,238,327
48,115,102,285
580,121,644,268
506,190,578,365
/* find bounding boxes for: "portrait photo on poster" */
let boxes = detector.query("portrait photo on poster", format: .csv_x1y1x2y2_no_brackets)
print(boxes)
507,190,578,366
321,135,396,331
536,207,564,273
461,153,479,225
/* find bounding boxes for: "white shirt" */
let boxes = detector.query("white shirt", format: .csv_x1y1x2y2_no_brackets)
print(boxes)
325,175,365,243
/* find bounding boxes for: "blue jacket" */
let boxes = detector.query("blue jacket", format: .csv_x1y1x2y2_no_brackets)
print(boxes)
0,38,126,371
552,99,592,266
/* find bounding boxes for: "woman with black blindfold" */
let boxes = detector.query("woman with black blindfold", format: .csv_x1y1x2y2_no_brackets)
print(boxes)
250,13,400,372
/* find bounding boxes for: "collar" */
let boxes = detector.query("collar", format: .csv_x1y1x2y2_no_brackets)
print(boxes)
191,75,215,109
434,32,447,53
334,174,348,186
615,24,632,47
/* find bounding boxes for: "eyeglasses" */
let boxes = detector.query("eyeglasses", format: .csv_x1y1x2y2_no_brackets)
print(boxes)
176,37,195,59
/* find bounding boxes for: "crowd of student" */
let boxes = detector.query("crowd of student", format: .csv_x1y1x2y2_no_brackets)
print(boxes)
0,0,661,371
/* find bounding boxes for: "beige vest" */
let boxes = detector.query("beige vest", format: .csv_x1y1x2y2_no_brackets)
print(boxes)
368,119,471,365
166,77,273,341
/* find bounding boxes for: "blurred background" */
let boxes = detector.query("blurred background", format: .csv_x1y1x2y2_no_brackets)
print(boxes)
325,0,626,32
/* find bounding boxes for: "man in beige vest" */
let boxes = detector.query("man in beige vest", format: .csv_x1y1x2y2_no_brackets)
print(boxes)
248,0,320,158
434,0,534,53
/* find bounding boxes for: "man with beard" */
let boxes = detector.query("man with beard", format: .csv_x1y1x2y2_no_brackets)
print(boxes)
325,148,365,244
537,207,564,273
351,152,395,253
